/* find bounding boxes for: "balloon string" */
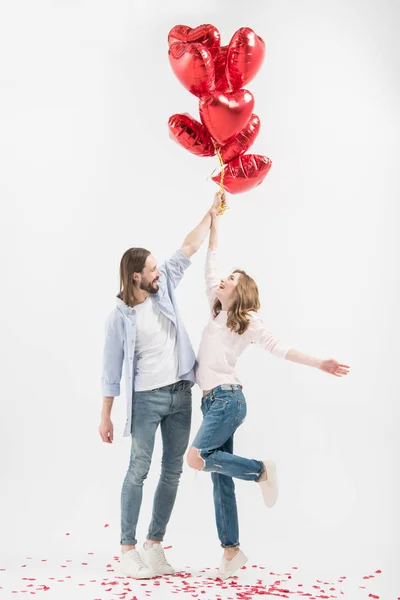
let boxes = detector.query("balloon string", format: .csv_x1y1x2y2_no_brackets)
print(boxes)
215,148,228,215
216,148,225,191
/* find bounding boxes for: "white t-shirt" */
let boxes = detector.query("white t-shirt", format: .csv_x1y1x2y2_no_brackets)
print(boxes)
195,249,290,392
133,295,179,391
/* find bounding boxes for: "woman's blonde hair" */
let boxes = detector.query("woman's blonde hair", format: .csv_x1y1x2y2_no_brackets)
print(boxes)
213,269,260,334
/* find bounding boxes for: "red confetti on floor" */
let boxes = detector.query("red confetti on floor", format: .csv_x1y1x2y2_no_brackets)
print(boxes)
0,526,394,599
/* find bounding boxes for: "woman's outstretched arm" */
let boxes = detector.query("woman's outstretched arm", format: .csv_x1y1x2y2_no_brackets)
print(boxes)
250,316,350,377
285,349,350,377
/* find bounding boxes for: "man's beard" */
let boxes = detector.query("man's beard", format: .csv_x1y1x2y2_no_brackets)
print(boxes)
140,277,159,294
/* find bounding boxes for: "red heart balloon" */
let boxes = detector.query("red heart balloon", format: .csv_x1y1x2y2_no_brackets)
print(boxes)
169,42,215,97
168,113,215,157
168,24,221,59
214,45,231,92
199,90,255,145
220,114,260,164
212,154,272,194
226,27,266,89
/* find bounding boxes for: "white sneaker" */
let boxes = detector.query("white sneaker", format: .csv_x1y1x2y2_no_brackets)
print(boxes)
258,460,279,507
218,548,248,580
140,542,175,576
120,549,154,579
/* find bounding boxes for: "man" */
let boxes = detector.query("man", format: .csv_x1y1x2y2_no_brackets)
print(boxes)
99,192,224,579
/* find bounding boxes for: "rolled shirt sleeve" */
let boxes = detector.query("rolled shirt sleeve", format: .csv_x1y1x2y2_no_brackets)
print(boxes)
101,311,125,396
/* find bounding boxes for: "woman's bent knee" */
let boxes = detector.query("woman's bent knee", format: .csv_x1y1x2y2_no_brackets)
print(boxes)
187,447,205,470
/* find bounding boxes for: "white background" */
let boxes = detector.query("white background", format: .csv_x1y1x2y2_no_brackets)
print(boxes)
0,0,399,598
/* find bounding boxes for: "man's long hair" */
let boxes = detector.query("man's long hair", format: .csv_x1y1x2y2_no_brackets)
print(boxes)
119,248,150,307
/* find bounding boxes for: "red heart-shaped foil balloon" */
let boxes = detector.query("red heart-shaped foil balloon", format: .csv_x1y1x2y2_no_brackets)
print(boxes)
220,114,260,164
212,154,272,194
199,90,255,145
168,24,221,59
214,45,231,92
226,27,266,89
169,42,215,97
168,113,215,157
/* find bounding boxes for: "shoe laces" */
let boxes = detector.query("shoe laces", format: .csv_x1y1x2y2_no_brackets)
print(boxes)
151,544,171,567
128,550,147,569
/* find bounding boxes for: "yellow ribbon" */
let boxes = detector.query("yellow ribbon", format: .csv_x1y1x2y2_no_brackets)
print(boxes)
215,147,228,215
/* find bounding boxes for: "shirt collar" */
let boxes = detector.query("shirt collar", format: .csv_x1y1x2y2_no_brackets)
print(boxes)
116,295,135,317
116,293,158,316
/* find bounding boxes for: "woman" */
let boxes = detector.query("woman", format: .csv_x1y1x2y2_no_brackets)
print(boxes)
186,198,350,580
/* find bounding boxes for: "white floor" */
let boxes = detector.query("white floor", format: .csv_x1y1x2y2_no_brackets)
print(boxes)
0,547,396,600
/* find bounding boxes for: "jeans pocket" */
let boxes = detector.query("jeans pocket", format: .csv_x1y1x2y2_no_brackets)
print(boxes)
178,386,192,411
211,398,229,411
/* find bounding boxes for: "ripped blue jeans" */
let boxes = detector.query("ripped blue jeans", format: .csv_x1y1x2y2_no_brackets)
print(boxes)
191,384,264,547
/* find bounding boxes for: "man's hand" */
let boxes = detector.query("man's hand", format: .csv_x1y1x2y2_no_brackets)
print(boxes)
181,191,227,258
211,190,226,216
99,418,114,443
210,207,220,226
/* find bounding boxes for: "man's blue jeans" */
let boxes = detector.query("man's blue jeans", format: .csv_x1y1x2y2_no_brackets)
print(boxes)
191,384,264,548
120,380,192,546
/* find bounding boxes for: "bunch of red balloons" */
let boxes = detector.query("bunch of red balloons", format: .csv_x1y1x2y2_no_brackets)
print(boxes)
167,24,272,195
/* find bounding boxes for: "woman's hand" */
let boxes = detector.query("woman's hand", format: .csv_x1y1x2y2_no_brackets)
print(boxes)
319,359,350,377
285,349,351,376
